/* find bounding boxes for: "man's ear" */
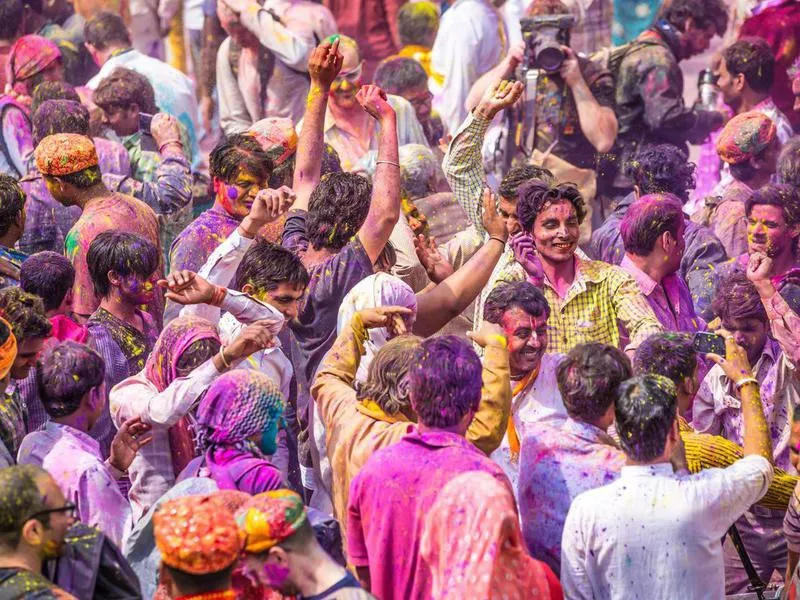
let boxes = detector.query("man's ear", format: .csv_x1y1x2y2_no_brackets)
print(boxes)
107,269,121,287
20,518,44,548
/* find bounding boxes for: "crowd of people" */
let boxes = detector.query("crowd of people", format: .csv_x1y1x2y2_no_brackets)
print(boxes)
2,0,800,598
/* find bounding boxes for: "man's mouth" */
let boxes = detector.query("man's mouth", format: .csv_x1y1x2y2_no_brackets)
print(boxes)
552,241,574,251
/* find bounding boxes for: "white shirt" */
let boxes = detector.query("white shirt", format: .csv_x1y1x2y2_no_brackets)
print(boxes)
490,353,566,495
430,0,506,135
561,456,774,599
18,422,132,547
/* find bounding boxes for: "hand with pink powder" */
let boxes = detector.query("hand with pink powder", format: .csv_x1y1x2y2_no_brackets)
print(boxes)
108,417,153,474
239,186,295,237
159,271,218,306
357,85,395,124
510,232,545,288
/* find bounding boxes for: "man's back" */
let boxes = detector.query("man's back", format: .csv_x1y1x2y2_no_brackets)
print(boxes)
347,428,509,600
561,457,773,599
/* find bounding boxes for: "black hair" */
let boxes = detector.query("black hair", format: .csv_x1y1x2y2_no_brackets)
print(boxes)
516,180,587,231
0,287,52,342
307,172,372,251
0,0,23,41
0,175,24,238
624,144,696,203
374,57,428,95
745,183,800,227
615,374,678,462
86,231,159,299
36,341,105,418
556,343,632,422
483,281,550,324
233,240,309,293
92,67,158,114
498,164,554,201
712,271,768,325
268,143,341,189
20,251,75,312
52,165,104,189
633,332,697,384
722,37,774,94
0,465,50,550
30,81,79,115
32,99,90,145
84,11,131,50
660,0,728,36
209,133,273,184
730,160,759,183
163,564,234,596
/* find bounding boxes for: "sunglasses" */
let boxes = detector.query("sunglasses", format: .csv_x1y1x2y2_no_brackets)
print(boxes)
27,502,77,522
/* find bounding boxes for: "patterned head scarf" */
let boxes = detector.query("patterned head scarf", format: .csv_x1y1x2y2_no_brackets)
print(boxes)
248,118,297,166
145,316,220,392
336,273,418,382
0,317,17,380
35,134,98,176
716,111,777,165
6,35,61,97
236,489,308,553
195,369,284,449
421,472,554,600
154,494,245,575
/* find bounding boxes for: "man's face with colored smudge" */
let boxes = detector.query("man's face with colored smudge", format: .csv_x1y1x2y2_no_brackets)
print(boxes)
244,551,298,595
498,196,521,236
31,474,74,560
103,103,139,137
747,204,798,260
330,44,363,109
116,271,158,305
721,316,768,366
715,57,744,111
400,82,433,123
500,306,548,378
12,336,45,380
531,198,579,264
214,168,268,219
247,282,306,322
681,20,717,59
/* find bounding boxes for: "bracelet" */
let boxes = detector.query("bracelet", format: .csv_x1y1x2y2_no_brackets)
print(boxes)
735,377,758,391
158,140,183,153
376,160,400,168
218,346,232,370
489,236,507,246
487,334,508,349
209,285,227,307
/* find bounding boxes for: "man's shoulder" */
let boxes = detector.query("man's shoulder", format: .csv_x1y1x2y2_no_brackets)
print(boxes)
0,567,60,599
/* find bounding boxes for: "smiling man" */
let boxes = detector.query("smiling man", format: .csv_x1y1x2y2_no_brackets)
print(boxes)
498,179,662,355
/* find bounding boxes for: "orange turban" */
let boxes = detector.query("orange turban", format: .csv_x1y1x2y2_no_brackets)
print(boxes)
35,133,99,176
236,489,308,554
0,317,17,380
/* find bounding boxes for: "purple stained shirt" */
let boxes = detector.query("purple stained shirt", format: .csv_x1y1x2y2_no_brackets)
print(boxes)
346,428,510,600
179,446,285,495
519,418,626,576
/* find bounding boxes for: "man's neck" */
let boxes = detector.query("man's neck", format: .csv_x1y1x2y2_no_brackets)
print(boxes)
0,550,43,576
99,296,141,330
292,548,350,597
211,200,244,222
540,254,576,298
767,248,797,277
72,183,110,210
625,252,667,284
53,411,92,433
416,422,466,436
737,92,769,114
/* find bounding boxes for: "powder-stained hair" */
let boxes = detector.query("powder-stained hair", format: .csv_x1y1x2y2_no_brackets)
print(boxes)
712,271,767,325
483,281,550,324
0,287,51,342
357,335,422,414
778,136,800,187
37,341,105,418
84,11,131,50
209,133,273,185
624,144,696,203
92,67,158,114
374,57,428,96
633,333,697,385
722,37,774,94
53,165,103,189
745,183,800,227
620,193,684,256
615,374,679,462
498,165,553,201
399,143,437,200
0,464,50,549
397,1,439,47
32,99,90,145
269,143,341,189
660,0,727,36
233,240,309,293
0,175,24,237
516,180,587,232
20,251,74,312
409,336,482,428
556,343,632,422
0,0,22,41
87,231,159,299
31,80,80,115
307,172,372,251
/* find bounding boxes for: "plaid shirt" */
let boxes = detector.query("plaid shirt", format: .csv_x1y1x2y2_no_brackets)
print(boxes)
495,256,663,354
0,385,25,462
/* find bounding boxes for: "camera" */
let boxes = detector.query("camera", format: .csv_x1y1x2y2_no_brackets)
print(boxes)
520,14,575,73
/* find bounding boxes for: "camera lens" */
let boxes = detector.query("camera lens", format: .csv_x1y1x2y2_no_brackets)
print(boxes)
536,44,565,72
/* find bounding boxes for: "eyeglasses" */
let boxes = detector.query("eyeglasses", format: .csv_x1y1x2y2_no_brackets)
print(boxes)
406,90,433,110
27,502,77,522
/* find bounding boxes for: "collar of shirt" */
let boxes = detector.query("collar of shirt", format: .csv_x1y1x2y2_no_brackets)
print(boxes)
713,337,781,392
620,255,658,296
402,427,477,453
544,256,614,297
563,417,618,447
612,192,636,218
620,462,675,478
44,421,102,458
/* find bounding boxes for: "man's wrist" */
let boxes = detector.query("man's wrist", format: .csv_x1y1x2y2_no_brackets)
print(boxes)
474,104,496,122
238,218,260,239
754,280,776,299
105,458,126,479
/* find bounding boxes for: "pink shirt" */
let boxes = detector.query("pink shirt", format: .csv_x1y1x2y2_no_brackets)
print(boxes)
346,429,510,600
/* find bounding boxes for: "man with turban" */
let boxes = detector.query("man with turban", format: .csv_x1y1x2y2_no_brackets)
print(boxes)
154,494,244,600
34,133,164,323
236,490,373,599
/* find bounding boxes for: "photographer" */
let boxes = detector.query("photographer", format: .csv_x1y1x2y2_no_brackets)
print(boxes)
465,0,617,237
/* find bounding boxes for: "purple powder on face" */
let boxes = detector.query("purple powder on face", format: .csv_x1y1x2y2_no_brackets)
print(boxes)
227,186,239,201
